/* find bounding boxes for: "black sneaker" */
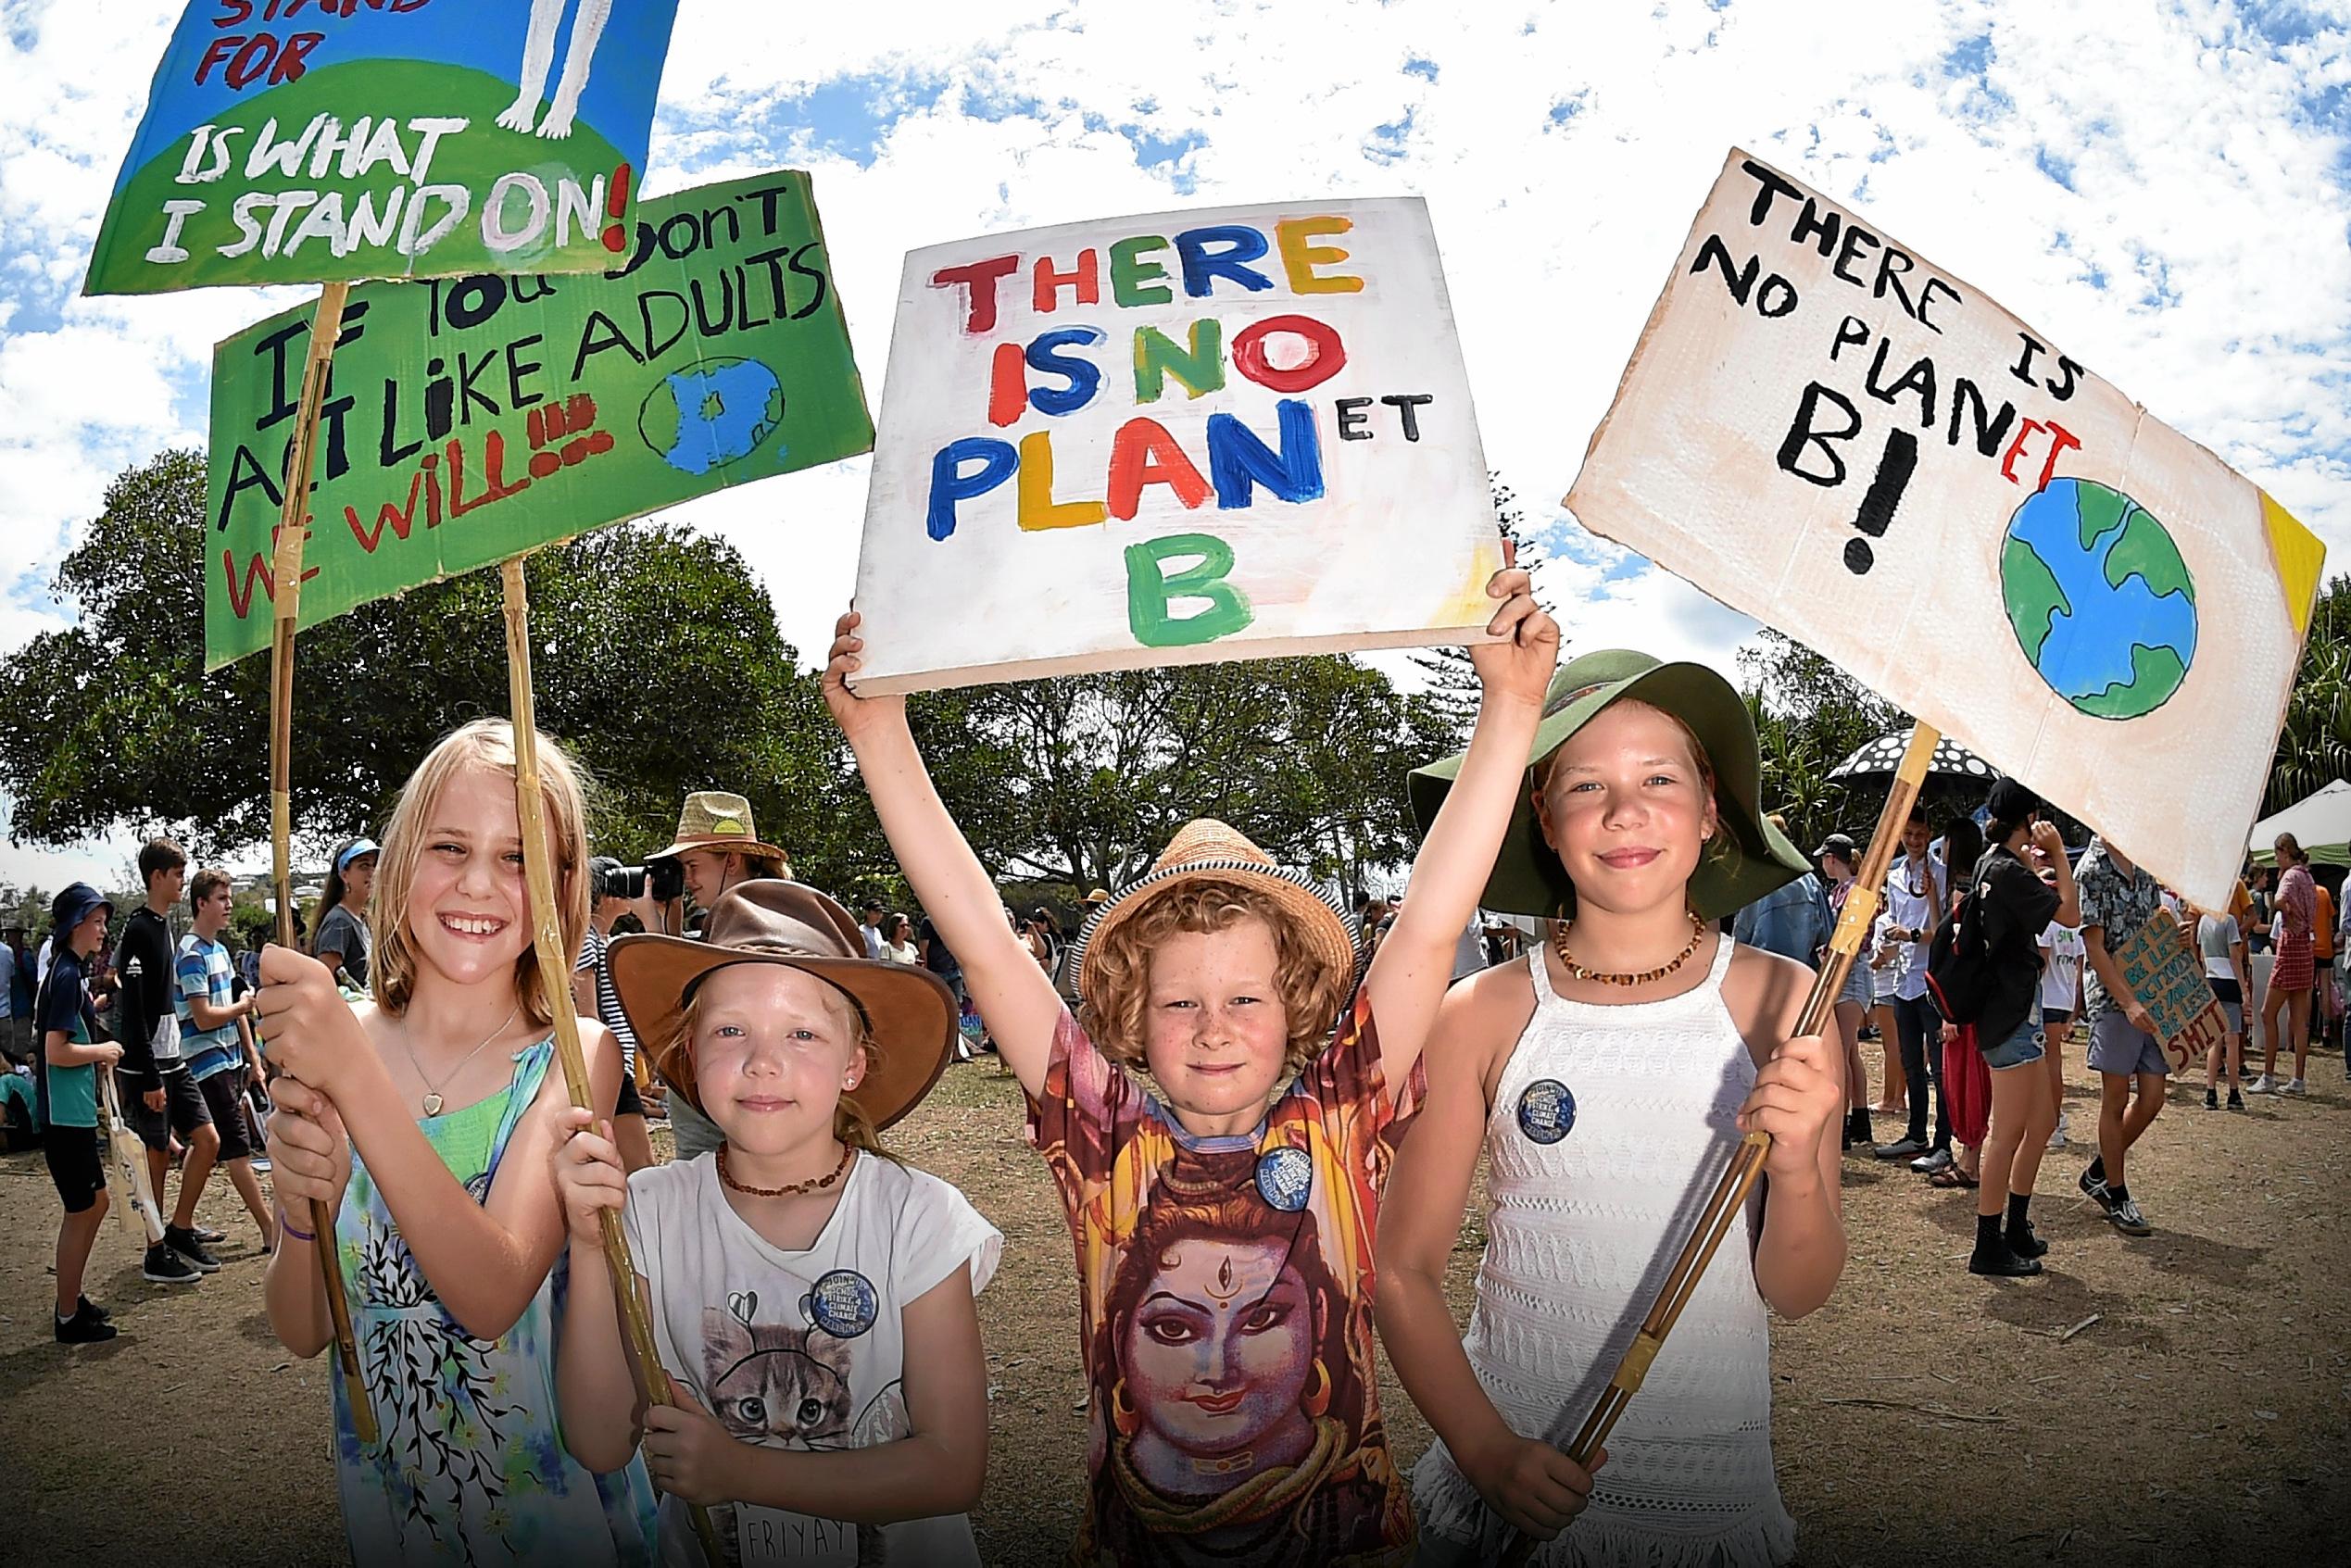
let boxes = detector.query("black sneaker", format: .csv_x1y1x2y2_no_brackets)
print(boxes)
55,1304,118,1344
145,1240,203,1284
77,1296,111,1322
164,1224,221,1273
2107,1198,2153,1236
2005,1221,2048,1260
1875,1135,1928,1160
2228,1090,2246,1111
2205,1088,2220,1110
2078,1165,2116,1214
1968,1241,2043,1277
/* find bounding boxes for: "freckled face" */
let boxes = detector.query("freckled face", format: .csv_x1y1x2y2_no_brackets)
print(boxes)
1140,921,1290,1134
1120,1238,1315,1457
1533,701,1716,917
405,765,532,988
692,963,863,1154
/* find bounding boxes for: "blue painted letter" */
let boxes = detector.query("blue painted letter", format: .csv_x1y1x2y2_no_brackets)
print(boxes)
1176,225,1275,298
1025,327,1106,417
926,437,1018,540
1205,398,1324,509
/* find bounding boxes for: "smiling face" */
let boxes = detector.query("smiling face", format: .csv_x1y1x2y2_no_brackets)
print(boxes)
689,963,865,1156
1901,819,1931,863
678,847,745,908
1532,699,1718,919
402,764,533,990
1140,920,1291,1135
1119,1236,1316,1459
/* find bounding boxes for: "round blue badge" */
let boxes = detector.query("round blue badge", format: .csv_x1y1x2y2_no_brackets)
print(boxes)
1254,1146,1314,1212
1516,1079,1577,1145
802,1269,879,1339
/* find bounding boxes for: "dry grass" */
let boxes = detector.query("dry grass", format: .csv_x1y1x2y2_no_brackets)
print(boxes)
4,1052,2346,1565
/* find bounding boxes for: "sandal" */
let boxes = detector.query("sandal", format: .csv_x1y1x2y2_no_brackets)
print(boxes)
1928,1166,1980,1188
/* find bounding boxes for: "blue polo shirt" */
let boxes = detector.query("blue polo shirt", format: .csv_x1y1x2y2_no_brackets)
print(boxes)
176,933,244,1081
33,948,99,1130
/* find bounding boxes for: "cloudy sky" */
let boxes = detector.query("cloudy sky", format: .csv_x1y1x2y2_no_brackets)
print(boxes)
4,0,2347,890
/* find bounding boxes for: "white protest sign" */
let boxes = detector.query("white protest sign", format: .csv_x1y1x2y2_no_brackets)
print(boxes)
850,197,1502,692
1566,148,2324,908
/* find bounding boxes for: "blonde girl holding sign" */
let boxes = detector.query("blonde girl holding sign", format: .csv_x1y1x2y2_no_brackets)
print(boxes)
1378,651,1845,1565
258,720,654,1567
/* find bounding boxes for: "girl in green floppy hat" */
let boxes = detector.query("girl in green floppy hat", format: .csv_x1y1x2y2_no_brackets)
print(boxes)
1378,650,1846,1565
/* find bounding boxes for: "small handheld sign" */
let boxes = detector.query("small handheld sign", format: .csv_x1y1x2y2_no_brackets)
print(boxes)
2113,909,2231,1074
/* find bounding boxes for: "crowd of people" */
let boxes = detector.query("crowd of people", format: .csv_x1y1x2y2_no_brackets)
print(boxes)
2,570,2338,1568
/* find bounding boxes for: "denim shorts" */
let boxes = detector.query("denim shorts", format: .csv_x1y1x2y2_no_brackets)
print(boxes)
1980,1010,2045,1071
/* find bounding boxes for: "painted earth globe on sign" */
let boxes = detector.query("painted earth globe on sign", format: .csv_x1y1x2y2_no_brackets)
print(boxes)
1998,477,2197,721
637,357,786,476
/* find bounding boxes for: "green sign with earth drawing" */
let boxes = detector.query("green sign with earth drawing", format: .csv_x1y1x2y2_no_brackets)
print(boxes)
204,170,873,669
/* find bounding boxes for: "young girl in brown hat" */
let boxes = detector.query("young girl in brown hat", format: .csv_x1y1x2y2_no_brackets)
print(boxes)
550,880,998,1564
823,557,1557,1565
256,720,654,1565
1377,650,1846,1566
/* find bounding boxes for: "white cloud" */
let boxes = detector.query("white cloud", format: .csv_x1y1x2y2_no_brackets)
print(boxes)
3,0,2348,882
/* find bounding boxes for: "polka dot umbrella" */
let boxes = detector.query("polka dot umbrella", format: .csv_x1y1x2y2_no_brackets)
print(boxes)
1829,730,1997,783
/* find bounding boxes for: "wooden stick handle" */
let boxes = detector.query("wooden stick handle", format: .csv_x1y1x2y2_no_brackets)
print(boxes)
1498,723,1943,1565
499,556,722,1564
261,282,375,1449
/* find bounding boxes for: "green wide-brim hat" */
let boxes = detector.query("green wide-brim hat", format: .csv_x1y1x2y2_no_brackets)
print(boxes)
1408,649,1810,921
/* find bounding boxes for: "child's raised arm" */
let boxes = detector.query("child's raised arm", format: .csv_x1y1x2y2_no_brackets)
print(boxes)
823,609,1063,1100
1364,556,1557,1091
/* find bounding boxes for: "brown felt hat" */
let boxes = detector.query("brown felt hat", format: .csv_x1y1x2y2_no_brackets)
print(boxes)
610,881,955,1130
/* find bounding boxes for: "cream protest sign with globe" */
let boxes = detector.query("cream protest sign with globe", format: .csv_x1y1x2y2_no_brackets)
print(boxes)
1564,148,2321,908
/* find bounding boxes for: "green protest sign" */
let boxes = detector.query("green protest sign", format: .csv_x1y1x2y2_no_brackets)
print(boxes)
204,170,874,668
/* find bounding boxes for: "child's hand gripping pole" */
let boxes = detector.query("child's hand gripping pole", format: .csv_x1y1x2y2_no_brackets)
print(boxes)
1495,721,1940,1565
501,558,723,1564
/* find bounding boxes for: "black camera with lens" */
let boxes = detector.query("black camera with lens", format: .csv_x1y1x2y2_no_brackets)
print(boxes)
592,858,684,903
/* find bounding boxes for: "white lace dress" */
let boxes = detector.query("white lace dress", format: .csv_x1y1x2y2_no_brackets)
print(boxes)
1412,940,1797,1567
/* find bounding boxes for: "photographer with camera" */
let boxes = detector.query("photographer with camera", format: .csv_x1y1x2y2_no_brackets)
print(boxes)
610,792,794,1160
572,857,658,1173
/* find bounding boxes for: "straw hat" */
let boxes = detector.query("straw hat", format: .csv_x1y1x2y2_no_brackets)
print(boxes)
1066,819,1360,1004
647,790,790,870
610,881,955,1129
1407,649,1811,921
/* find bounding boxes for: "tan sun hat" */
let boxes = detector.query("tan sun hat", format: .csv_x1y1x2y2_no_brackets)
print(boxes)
648,790,791,872
1066,819,1360,1007
610,880,955,1130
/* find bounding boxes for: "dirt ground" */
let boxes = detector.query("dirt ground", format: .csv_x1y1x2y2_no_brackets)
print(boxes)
5,1047,2347,1565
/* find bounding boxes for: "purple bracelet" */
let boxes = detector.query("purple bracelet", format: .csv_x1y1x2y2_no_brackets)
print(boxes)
277,1207,315,1244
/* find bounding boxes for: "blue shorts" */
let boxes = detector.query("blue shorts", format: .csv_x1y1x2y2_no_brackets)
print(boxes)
2087,1011,2169,1077
1980,1010,2045,1071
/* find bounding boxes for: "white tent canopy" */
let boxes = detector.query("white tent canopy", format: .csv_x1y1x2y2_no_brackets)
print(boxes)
2249,779,2351,868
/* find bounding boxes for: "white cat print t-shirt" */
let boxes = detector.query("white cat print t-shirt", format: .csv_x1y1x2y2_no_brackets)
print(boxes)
624,1150,1002,1567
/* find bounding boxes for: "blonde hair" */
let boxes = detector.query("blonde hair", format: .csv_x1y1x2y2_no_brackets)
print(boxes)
1078,878,1351,1075
371,718,590,1029
667,982,897,1161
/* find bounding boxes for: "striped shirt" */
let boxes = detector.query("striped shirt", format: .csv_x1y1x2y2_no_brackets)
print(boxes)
175,933,243,1080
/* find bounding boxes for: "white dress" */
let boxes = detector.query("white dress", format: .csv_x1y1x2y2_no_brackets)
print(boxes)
1412,940,1797,1567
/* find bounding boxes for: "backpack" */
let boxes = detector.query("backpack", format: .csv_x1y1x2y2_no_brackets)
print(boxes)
1926,881,1997,1026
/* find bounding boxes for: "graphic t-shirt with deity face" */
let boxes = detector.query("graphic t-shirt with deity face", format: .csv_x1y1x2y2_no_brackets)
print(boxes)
623,1151,1002,1568
1025,990,1425,1568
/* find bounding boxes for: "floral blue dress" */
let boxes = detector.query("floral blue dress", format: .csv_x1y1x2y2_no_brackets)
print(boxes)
333,1037,658,1567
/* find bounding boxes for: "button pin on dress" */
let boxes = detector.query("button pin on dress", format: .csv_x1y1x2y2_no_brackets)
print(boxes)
1254,1145,1314,1212
1517,1079,1578,1144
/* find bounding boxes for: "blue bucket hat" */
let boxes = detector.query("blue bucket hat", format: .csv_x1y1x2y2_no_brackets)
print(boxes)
50,882,113,935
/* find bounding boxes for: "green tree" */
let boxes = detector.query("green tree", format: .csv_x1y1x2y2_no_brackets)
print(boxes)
899,656,1456,900
1738,628,1907,855
2264,573,2351,817
0,450,846,879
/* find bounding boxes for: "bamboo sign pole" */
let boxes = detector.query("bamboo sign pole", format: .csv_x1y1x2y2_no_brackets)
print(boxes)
263,280,378,1448
1499,722,1940,1566
498,556,723,1563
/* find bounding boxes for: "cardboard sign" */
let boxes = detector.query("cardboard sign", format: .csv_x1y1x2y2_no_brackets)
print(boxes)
203,171,873,667
849,197,1503,693
2113,909,2229,1074
86,0,680,295
1565,149,2324,909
